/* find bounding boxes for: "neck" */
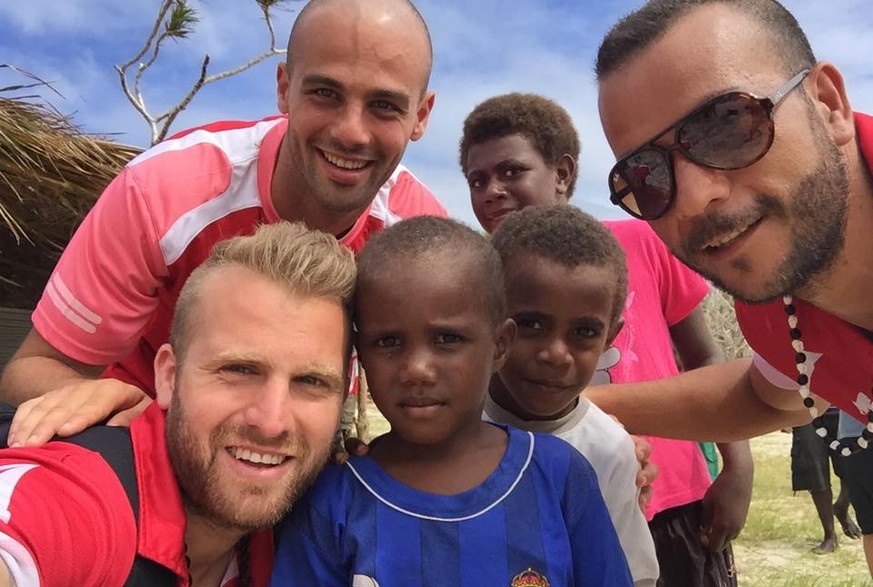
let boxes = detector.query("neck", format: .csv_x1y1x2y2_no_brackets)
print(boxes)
270,136,364,236
801,144,873,330
184,511,246,587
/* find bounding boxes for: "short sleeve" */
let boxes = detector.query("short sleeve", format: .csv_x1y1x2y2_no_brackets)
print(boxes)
31,165,168,365
0,444,137,586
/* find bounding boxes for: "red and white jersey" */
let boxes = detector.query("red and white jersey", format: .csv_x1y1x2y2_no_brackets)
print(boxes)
735,112,873,424
0,405,274,586
31,116,446,395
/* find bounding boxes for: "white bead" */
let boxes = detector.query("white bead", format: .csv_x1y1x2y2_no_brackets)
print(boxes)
810,407,820,418
791,340,804,353
859,438,869,449
788,316,799,329
841,447,852,457
796,364,807,375
799,389,810,399
783,295,793,304
830,440,841,451
867,422,873,433
816,426,827,437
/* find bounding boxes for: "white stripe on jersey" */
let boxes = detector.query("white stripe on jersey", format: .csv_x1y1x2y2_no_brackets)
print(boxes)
0,530,41,587
149,119,283,266
45,278,98,334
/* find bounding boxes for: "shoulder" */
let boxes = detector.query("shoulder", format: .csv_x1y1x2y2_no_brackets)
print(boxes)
372,165,447,224
0,443,137,586
565,403,637,473
528,431,598,486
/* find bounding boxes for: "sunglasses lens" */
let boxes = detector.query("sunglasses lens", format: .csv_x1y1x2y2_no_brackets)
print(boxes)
610,148,673,220
679,94,774,169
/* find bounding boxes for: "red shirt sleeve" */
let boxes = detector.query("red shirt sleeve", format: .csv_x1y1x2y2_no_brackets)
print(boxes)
31,165,167,366
0,444,137,586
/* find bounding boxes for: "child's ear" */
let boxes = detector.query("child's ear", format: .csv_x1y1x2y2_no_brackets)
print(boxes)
154,343,178,410
492,318,517,371
554,154,577,200
605,317,624,348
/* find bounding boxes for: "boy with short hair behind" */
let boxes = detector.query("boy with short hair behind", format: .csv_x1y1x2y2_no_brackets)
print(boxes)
489,205,658,587
271,215,633,587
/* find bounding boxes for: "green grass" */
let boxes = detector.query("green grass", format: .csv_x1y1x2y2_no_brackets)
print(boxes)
734,433,871,586
358,401,871,585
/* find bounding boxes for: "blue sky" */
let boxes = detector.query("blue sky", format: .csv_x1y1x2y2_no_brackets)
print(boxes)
1,0,871,226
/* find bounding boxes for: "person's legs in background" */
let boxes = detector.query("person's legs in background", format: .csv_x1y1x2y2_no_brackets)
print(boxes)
839,410,873,577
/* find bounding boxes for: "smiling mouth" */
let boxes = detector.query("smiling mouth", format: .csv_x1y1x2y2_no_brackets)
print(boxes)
228,447,289,467
526,379,573,392
319,149,370,171
702,217,762,251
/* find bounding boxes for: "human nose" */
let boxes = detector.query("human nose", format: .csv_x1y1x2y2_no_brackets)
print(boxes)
536,337,573,368
669,154,732,219
399,346,437,386
483,177,508,203
242,377,294,439
330,102,370,149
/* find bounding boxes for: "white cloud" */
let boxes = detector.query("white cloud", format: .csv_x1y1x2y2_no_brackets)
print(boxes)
1,0,870,223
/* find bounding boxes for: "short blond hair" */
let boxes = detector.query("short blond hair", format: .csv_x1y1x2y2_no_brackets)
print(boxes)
171,222,357,360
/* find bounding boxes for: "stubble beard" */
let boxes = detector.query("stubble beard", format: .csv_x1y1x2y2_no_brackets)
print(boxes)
678,128,849,304
165,393,330,533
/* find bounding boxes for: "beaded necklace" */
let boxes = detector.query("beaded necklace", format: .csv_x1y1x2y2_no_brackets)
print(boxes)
783,295,873,456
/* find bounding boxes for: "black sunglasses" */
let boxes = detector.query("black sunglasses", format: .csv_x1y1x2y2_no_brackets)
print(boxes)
608,69,810,221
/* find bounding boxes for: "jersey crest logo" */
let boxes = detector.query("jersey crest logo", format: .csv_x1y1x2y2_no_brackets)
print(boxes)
510,567,550,587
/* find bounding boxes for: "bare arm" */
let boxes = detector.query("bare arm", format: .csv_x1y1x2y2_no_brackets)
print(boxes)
0,329,149,447
668,306,724,370
669,305,754,550
585,358,813,442
0,559,14,587
0,329,106,405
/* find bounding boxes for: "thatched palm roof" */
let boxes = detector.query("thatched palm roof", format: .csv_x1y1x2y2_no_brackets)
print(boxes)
0,97,142,309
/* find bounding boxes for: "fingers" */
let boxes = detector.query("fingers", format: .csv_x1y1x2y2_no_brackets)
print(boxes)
633,434,653,464
330,433,350,465
343,437,370,457
635,457,659,489
105,397,152,426
8,380,146,447
632,435,658,514
700,522,732,552
638,484,653,512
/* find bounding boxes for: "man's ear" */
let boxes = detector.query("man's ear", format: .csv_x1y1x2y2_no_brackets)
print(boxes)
411,91,436,141
492,318,517,372
153,343,178,410
606,317,625,348
808,62,854,147
276,62,291,114
554,154,577,200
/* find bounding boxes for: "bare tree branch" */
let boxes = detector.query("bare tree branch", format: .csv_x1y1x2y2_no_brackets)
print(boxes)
153,55,210,144
119,0,175,71
116,0,299,146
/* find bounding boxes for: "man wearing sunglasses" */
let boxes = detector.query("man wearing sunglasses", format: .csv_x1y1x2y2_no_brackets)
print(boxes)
587,0,873,576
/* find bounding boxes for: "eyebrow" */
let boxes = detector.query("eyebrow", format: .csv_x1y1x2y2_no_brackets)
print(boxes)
299,361,346,391
206,353,345,388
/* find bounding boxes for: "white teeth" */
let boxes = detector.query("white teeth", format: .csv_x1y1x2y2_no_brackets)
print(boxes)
705,225,749,249
229,447,287,466
323,151,368,170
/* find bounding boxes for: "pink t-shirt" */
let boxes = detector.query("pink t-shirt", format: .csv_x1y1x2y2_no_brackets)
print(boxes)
31,116,446,395
595,220,714,520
